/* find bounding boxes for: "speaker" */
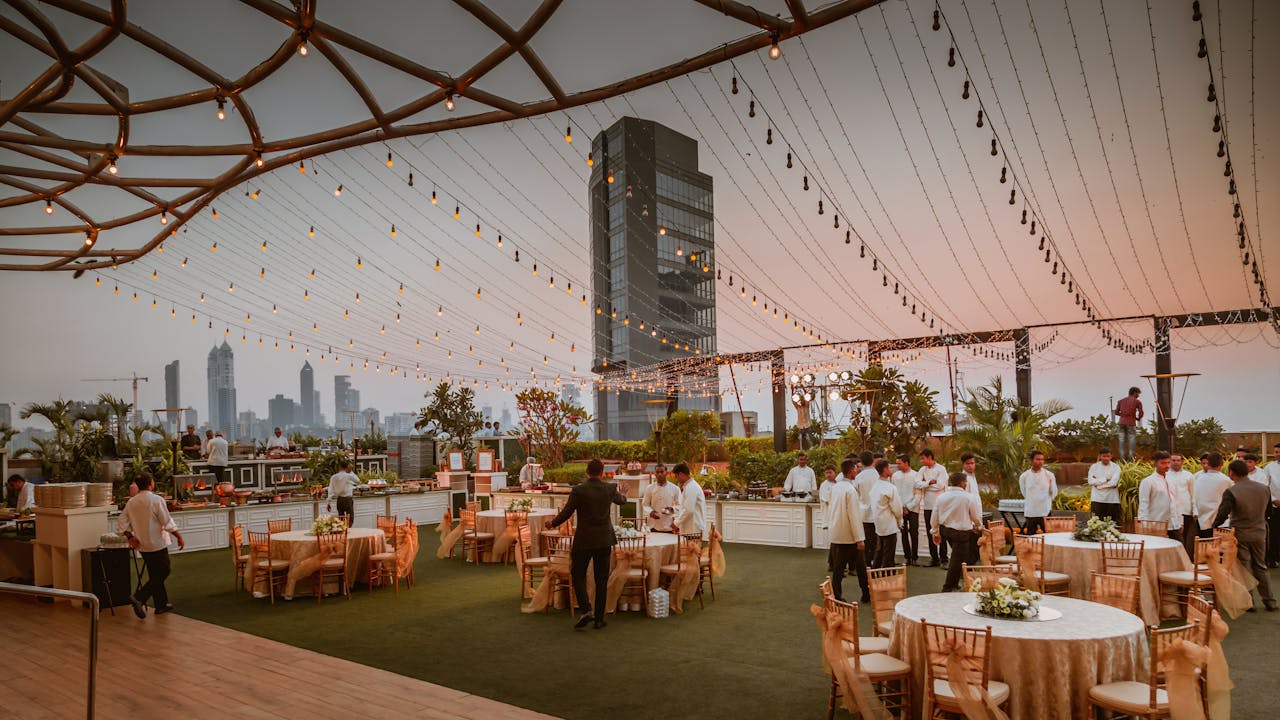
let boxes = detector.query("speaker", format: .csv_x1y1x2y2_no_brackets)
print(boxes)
82,547,133,608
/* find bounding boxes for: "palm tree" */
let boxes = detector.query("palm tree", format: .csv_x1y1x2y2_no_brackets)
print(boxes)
954,377,1071,497
20,400,76,444
0,424,17,449
95,392,133,443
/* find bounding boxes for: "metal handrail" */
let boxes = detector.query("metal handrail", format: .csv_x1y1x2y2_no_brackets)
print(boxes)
0,582,98,720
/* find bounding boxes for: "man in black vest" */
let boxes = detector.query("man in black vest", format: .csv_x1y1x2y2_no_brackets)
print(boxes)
546,459,630,629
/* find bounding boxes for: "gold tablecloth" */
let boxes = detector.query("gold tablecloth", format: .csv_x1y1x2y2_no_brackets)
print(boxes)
251,528,386,599
475,508,556,563
889,593,1147,720
1041,531,1190,624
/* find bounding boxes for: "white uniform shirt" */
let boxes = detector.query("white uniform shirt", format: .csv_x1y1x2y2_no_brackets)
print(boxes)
116,490,178,552
207,436,229,466
10,482,35,511
641,481,682,531
784,465,817,494
853,467,880,523
673,478,706,537
1018,468,1058,518
918,464,948,510
1248,468,1269,487
266,434,290,450
518,463,544,487
1087,461,1122,504
1137,472,1182,530
1266,462,1280,502
1168,469,1195,517
870,478,903,537
963,472,984,504
1193,471,1233,529
818,479,838,529
892,469,925,513
327,471,359,500
826,478,865,545
930,487,982,533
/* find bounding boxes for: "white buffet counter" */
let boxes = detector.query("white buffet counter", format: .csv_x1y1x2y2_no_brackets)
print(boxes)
717,500,814,548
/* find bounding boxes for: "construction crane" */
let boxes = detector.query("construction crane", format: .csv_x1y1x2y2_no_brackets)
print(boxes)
82,372,149,428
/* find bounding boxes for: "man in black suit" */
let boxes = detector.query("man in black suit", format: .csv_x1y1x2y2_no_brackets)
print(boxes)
545,458,630,629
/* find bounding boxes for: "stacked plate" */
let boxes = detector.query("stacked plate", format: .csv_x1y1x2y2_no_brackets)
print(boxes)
33,484,54,508
59,483,87,508
87,483,113,507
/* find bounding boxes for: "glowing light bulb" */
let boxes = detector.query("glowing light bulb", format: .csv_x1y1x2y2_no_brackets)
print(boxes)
496,234,503,248
431,190,438,204
45,199,53,214
586,152,594,167
298,41,308,56
437,306,443,316
386,152,393,167
357,256,363,269
107,155,119,174
607,171,614,184
334,184,342,197
254,152,264,168
444,93,455,111
309,268,315,279
475,223,481,237
475,287,482,299
216,98,225,120
435,258,441,271
659,225,666,236
250,189,259,200
260,240,267,252
299,160,306,173
565,126,572,143
453,206,460,220
768,36,781,60
390,225,396,238
159,212,168,225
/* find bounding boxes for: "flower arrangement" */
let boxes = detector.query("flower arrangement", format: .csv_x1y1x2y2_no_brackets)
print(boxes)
311,514,345,535
615,520,643,538
508,498,533,513
1072,515,1126,542
970,577,1041,620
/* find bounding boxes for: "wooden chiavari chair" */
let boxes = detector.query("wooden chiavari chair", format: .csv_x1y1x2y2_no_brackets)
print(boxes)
986,519,1018,564
228,524,249,591
1100,540,1145,577
1090,572,1141,616
818,579,889,655
659,533,707,610
518,524,548,599
266,518,292,534
1088,623,1205,719
1133,519,1169,537
1013,534,1071,596
823,594,911,719
376,515,398,547
1044,515,1077,533
1159,537,1219,615
868,565,908,638
920,620,1009,720
247,530,290,604
613,535,649,614
961,563,1019,591
313,529,350,603
368,520,415,594
458,508,495,564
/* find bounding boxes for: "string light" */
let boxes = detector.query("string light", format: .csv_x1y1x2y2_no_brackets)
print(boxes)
44,199,53,214
768,34,781,60
334,184,343,197
444,93,455,111
216,97,225,120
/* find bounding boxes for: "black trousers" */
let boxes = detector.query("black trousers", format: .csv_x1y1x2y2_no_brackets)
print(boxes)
335,496,354,524
135,548,171,608
1090,502,1121,523
862,523,878,566
830,542,869,602
900,510,919,563
873,533,897,569
570,546,611,616
923,510,948,562
941,528,977,592
209,465,227,485
1023,516,1047,535
1181,515,1198,559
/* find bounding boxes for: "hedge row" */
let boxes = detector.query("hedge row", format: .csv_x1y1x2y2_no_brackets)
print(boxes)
562,436,775,464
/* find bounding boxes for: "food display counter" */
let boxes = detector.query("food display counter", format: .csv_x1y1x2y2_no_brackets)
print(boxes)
188,454,388,492
490,490,569,512
718,499,813,548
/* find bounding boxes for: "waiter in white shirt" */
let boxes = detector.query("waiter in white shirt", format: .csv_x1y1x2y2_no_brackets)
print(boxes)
892,454,926,566
930,472,983,592
1168,454,1197,556
117,472,184,618
1087,449,1123,522
918,449,949,566
869,459,904,569
5,475,35,512
642,463,681,532
1138,451,1183,541
828,459,868,602
1018,451,1058,535
326,458,359,523
518,457,544,489
818,464,840,571
670,463,706,538
1193,452,1232,539
1265,443,1280,568
207,432,229,486
783,453,817,496
854,451,882,565
265,427,290,454
960,453,985,505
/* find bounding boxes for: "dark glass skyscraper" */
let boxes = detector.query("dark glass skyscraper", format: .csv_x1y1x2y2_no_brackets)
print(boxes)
206,341,237,439
299,361,315,426
590,117,718,441
164,359,180,433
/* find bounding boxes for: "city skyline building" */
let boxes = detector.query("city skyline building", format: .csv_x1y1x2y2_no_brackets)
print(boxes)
267,393,297,430
163,360,180,432
300,361,315,427
384,412,417,437
206,341,237,440
334,375,360,431
590,116,719,440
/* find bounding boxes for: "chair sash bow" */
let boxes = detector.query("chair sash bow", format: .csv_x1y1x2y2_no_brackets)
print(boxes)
605,547,645,613
668,539,703,614
395,523,419,578
1163,638,1211,720
1204,534,1256,619
938,638,1009,720
708,526,727,577
811,605,888,720
522,550,572,613
436,509,465,559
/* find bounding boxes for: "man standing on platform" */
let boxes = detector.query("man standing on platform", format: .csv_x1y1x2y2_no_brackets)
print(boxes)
918,449,949,567
545,459,629,628
870,459,903,569
670,463,706,538
931,472,983,593
1212,459,1276,611
642,463,680,533
206,431,229,486
854,452,882,565
1113,387,1144,461
118,472,184,618
828,458,868,602
1194,453,1231,539
1169,454,1197,557
893,454,925,566
1087,449,1123,522
326,458,359,523
1018,451,1058,535
1138,451,1183,541
784,452,817,497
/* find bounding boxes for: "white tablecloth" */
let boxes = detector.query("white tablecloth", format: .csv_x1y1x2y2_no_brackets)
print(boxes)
256,528,386,599
475,508,557,562
890,592,1147,720
1040,532,1190,624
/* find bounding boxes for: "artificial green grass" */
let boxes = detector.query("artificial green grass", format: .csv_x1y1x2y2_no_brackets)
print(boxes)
166,531,1280,719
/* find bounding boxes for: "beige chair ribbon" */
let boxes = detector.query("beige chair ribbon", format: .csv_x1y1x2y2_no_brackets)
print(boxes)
286,535,338,596
708,525,727,577
668,539,703,614
1202,610,1232,720
977,529,997,566
938,638,1009,720
490,513,524,560
1163,638,1210,720
1204,534,1256,619
246,543,265,594
1015,538,1043,590
395,522,419,578
522,550,572,613
605,547,645,613
810,605,889,720
436,509,465,559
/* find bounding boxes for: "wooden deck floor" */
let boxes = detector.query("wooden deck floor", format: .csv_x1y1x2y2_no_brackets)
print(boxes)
0,595,558,720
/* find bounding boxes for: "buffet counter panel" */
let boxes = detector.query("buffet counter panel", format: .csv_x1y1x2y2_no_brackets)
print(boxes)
490,491,569,512
718,501,813,548
187,455,388,492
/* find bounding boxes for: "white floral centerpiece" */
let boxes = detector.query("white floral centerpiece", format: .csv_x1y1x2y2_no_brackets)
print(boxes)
971,577,1041,620
1072,515,1127,542
508,498,534,513
615,520,643,538
311,514,345,535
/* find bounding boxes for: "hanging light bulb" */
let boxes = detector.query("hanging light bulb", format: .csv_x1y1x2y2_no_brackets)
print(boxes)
564,125,572,143
803,175,809,191
1207,82,1216,102
254,151,264,168
475,287,482,299
390,224,396,238
1009,188,1016,205
159,211,169,224
947,47,956,67
586,151,594,167
768,34,781,60
216,97,226,120
408,172,414,187
356,256,363,269
259,266,265,278
444,93,455,111
475,223,482,237
333,184,343,196
962,80,970,100
532,263,538,276
817,199,824,215
308,225,315,238
434,258,440,271
748,99,755,118
860,244,866,258
766,127,773,145
625,184,633,198
309,268,315,279
607,171,614,184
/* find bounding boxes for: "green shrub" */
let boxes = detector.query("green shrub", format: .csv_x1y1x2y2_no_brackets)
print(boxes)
1053,486,1091,512
978,490,999,511
1117,461,1151,523
652,410,719,463
723,436,774,457
543,463,589,485
563,440,650,462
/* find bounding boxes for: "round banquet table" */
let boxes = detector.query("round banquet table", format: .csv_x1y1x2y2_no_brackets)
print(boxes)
889,593,1147,720
1040,532,1190,624
252,528,386,599
475,508,557,562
